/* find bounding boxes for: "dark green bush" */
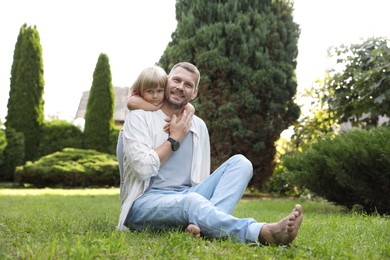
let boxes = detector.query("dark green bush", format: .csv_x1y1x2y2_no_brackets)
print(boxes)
83,53,115,154
15,148,119,188
283,126,390,214
0,128,25,181
262,163,299,197
108,124,121,156
37,120,83,158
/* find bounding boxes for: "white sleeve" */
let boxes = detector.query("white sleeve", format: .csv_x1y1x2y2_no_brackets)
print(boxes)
123,110,160,181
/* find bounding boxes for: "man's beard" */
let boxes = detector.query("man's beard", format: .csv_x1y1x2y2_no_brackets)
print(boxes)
165,95,187,110
165,93,188,109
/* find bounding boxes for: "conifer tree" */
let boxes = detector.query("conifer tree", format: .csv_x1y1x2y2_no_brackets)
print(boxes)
5,24,45,162
83,53,115,153
159,0,300,188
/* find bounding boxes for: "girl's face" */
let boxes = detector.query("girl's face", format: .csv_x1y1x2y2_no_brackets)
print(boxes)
142,85,165,106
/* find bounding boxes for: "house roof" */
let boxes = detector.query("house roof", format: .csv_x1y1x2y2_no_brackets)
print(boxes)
75,86,130,122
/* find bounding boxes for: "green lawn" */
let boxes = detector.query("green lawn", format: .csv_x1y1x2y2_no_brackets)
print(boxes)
0,188,388,259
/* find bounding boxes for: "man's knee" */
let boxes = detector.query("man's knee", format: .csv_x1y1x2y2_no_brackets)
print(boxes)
184,192,211,208
231,154,253,178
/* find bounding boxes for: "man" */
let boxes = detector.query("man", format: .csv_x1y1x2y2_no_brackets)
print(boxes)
117,62,302,245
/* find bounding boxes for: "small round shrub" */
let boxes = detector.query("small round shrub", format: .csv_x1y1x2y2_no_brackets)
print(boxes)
15,148,119,188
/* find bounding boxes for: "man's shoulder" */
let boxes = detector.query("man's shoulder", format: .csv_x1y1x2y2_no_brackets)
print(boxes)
192,114,207,128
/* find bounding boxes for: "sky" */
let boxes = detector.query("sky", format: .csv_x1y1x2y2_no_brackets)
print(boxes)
0,0,389,123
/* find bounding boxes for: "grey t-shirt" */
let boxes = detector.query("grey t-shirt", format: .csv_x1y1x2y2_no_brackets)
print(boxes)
148,132,193,191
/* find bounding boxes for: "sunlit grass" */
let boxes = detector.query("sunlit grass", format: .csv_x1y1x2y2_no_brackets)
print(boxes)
0,187,119,196
0,188,389,259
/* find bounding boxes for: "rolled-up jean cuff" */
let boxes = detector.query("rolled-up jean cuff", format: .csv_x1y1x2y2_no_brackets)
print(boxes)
246,222,264,243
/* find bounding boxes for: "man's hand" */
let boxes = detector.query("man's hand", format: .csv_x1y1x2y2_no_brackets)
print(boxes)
163,117,171,133
156,110,194,164
166,110,193,140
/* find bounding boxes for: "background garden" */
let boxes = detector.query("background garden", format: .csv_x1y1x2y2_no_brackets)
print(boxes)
0,0,389,259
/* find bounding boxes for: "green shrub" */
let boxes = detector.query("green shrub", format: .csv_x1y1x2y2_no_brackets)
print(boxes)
15,148,119,188
283,126,390,214
83,53,115,154
0,127,25,181
262,163,299,197
37,120,83,157
108,125,121,155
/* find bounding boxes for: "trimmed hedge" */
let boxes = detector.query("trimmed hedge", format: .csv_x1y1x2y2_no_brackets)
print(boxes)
283,126,390,214
15,148,119,188
0,128,25,182
36,120,83,158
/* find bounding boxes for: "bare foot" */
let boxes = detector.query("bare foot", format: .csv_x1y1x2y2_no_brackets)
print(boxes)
258,204,303,246
185,224,201,237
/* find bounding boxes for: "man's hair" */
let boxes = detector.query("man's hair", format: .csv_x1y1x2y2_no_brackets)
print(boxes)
130,66,168,96
169,62,200,88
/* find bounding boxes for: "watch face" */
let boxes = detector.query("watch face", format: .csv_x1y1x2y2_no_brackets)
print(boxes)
172,141,180,151
168,137,180,151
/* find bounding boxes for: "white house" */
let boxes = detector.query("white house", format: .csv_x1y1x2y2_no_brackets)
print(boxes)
75,86,130,125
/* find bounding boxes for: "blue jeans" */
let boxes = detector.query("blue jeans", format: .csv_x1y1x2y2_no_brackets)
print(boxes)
125,154,263,243
116,130,124,199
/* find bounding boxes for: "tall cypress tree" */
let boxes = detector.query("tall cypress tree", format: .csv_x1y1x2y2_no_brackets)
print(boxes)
159,0,300,188
5,24,45,162
83,53,115,153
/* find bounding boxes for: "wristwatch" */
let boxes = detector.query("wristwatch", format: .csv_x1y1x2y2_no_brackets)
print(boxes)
167,137,180,151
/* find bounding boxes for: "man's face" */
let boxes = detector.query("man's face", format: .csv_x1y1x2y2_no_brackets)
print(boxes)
165,66,198,109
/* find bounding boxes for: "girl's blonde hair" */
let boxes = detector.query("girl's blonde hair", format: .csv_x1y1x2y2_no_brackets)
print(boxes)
130,66,168,96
